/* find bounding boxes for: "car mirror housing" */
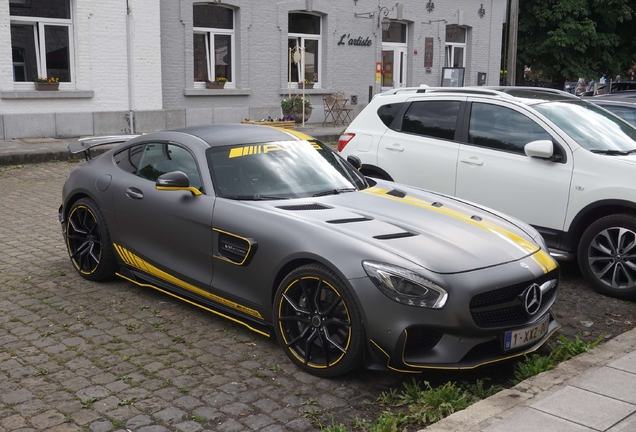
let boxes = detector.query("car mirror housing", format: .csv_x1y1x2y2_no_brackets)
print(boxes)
524,140,554,159
347,154,362,170
156,171,201,196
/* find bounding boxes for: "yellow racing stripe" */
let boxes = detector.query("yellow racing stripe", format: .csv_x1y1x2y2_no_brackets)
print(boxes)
113,244,263,319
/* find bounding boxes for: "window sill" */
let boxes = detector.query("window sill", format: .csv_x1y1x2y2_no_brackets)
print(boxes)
184,88,251,96
0,90,95,99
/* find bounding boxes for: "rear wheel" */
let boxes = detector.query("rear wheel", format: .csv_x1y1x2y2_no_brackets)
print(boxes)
65,198,116,281
578,214,636,299
273,264,363,377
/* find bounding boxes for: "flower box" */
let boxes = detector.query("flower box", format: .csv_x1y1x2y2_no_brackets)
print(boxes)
241,120,296,130
206,81,226,89
34,82,59,91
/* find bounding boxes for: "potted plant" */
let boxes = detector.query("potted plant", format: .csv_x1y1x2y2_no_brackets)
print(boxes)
281,96,312,123
34,76,59,91
298,78,314,90
206,76,228,89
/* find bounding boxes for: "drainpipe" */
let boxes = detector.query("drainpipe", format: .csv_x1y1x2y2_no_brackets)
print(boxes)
126,0,135,133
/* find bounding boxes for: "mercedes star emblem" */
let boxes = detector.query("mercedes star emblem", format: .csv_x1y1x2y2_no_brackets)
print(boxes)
524,283,542,315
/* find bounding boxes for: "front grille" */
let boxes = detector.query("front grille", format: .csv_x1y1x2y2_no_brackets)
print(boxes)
470,269,558,328
404,327,443,358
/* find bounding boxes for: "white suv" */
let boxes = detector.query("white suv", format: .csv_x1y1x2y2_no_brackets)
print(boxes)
339,87,636,299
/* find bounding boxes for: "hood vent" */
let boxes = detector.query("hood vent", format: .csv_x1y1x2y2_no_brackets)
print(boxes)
387,189,407,198
373,231,418,240
327,216,373,224
431,202,443,208
277,203,332,211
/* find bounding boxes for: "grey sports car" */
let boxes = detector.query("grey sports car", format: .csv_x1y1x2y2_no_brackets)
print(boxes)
59,124,560,377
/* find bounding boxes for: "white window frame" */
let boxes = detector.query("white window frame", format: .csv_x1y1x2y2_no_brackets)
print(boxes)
288,14,322,89
445,26,466,68
193,8,235,89
10,4,75,90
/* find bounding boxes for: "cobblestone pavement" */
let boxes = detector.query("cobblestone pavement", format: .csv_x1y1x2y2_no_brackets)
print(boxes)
0,162,409,432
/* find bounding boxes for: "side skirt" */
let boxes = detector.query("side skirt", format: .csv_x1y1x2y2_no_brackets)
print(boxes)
117,266,272,338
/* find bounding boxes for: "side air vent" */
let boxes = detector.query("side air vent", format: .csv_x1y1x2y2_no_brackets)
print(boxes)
386,189,407,198
327,217,373,224
277,204,332,211
373,232,418,240
218,232,256,265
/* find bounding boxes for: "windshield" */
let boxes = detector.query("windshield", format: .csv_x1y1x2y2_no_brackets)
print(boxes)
206,139,367,200
533,100,636,152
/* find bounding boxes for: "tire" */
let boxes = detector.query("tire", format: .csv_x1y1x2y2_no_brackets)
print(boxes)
578,214,636,299
273,264,363,377
65,197,116,281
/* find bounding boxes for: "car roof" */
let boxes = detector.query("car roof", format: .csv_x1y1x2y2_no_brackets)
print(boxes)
169,124,304,148
375,86,579,106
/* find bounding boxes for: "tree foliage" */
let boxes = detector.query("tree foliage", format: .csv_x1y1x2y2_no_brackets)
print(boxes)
518,0,636,85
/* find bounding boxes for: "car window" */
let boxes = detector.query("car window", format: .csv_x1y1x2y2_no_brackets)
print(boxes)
377,102,405,127
401,100,460,140
599,105,636,127
113,144,144,174
468,103,552,154
534,100,636,151
206,139,367,200
136,143,202,189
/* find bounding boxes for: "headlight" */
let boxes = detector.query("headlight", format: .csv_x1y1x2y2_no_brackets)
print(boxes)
362,261,448,309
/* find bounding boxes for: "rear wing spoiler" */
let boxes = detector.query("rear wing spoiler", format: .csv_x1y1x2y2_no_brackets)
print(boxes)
68,135,140,160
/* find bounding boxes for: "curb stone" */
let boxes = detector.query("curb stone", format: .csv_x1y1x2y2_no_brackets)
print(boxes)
419,327,636,431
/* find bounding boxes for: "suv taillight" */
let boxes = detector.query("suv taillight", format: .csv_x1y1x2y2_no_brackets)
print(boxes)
338,133,355,152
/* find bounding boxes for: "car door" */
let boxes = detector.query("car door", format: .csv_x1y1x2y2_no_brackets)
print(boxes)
112,141,214,288
455,100,574,246
377,98,463,195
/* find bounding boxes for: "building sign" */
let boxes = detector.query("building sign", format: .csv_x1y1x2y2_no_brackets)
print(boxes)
424,37,434,68
338,34,372,46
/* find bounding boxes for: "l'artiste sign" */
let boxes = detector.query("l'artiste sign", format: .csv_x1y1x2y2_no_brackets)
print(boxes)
337,34,372,46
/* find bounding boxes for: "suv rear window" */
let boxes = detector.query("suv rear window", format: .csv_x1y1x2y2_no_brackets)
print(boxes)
377,103,404,127
401,101,461,140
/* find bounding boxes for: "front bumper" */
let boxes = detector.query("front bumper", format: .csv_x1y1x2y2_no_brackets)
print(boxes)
350,260,560,373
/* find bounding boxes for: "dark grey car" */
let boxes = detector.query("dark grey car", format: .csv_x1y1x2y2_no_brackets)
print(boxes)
59,125,559,377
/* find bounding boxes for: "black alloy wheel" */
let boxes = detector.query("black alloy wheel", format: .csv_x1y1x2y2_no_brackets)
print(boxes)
65,198,116,281
274,264,363,377
578,214,636,299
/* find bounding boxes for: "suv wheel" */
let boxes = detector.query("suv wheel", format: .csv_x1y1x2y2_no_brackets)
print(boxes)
578,214,636,299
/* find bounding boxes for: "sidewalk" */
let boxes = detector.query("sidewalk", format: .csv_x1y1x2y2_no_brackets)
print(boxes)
0,123,345,166
420,326,636,432
2,124,636,432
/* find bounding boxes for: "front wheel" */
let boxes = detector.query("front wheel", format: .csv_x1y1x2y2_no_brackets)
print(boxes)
273,264,363,377
578,214,636,299
65,197,116,281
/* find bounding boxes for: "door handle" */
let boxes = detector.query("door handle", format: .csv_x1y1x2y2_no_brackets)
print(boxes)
460,158,484,166
385,144,404,152
126,187,144,200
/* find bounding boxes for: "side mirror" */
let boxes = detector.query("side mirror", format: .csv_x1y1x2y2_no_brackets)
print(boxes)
156,171,201,196
347,154,362,170
524,140,554,159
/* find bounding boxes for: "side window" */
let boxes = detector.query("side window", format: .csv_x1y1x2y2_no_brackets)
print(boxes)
136,143,202,189
114,145,144,174
468,103,552,154
401,101,460,140
377,103,404,128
